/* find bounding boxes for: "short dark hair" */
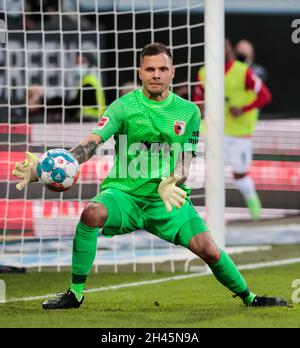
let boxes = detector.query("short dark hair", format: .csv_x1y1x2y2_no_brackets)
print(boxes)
140,42,172,65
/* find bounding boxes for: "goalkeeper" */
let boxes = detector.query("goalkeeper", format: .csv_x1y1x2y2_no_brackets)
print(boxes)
13,43,287,309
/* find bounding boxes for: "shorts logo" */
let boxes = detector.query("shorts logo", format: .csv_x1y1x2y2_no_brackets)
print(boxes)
174,121,185,136
97,117,109,129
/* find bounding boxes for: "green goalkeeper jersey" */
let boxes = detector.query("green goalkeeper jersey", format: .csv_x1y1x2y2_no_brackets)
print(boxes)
91,88,201,199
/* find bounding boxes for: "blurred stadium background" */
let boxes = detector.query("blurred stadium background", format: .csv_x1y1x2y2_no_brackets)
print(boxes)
0,0,300,272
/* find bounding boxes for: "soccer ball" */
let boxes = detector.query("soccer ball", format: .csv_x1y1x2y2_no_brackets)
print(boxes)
37,148,80,192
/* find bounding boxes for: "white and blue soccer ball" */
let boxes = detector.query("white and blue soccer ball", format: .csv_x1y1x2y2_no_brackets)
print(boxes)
37,148,80,192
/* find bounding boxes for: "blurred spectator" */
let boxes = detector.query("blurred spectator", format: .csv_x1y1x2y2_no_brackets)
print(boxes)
235,39,268,82
173,84,189,99
0,0,23,30
25,0,80,31
29,52,106,122
119,81,141,96
193,38,272,220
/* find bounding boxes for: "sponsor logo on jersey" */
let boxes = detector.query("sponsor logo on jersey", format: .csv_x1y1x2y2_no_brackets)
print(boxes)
174,121,185,136
97,117,109,129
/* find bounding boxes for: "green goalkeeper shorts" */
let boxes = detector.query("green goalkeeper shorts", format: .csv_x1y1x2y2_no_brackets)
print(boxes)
90,188,208,248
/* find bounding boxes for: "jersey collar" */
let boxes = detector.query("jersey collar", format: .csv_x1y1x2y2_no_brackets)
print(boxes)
139,88,174,106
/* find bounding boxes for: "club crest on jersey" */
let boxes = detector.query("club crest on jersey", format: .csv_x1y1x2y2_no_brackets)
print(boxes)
97,117,109,129
174,121,185,136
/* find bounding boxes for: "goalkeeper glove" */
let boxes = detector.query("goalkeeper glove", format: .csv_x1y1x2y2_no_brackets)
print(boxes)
12,152,39,191
158,175,187,212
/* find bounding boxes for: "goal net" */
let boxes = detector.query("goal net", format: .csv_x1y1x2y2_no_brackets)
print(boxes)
0,0,206,271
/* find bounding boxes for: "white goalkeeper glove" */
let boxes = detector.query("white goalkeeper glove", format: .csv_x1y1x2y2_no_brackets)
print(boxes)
158,175,187,212
12,152,39,191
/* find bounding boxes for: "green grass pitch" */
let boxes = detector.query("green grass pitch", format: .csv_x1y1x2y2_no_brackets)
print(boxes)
0,263,299,328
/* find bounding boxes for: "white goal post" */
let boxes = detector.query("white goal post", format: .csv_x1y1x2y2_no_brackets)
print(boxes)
0,0,225,271
204,0,225,248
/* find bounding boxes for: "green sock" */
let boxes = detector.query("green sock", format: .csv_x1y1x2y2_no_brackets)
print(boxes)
243,292,256,305
246,194,261,220
70,283,85,302
208,249,256,304
70,220,99,300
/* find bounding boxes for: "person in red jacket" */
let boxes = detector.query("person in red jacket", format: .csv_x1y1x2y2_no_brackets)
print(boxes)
193,39,272,220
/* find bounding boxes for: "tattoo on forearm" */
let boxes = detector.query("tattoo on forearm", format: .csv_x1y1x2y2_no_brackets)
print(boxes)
175,176,187,186
174,152,193,186
71,140,98,164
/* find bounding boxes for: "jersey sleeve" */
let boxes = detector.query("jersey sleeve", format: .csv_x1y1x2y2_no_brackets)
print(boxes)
182,105,201,155
245,67,262,93
243,67,272,112
91,99,124,142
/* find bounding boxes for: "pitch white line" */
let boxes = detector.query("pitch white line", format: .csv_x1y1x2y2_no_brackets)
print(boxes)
4,257,300,303
237,257,300,270
4,274,200,303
